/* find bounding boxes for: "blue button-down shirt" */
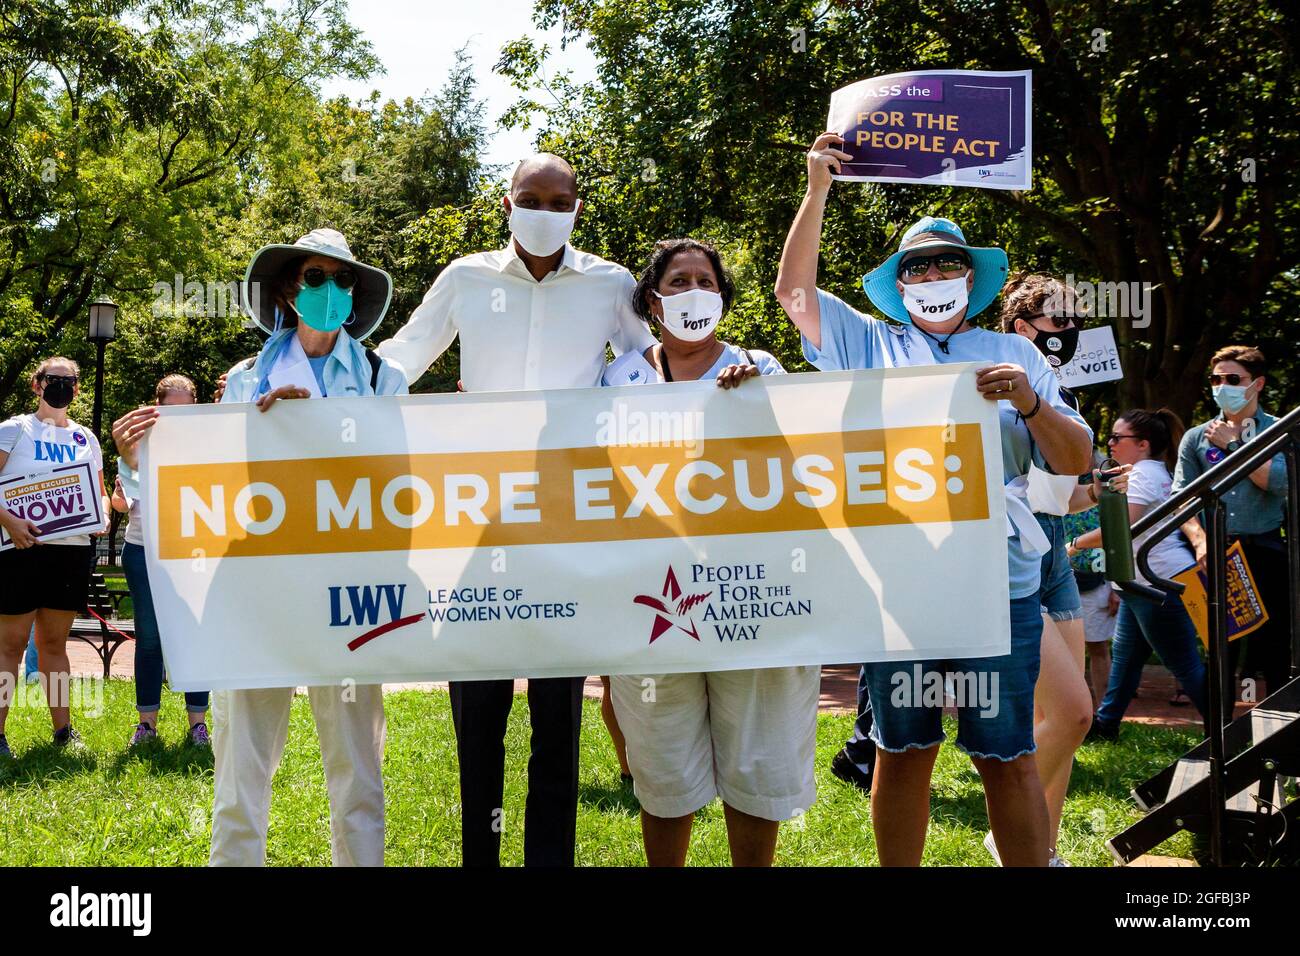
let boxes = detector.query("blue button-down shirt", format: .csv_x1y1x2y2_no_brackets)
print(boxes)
1173,408,1289,536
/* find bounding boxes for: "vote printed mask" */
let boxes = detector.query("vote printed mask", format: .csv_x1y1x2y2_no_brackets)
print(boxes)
900,276,969,322
655,289,724,342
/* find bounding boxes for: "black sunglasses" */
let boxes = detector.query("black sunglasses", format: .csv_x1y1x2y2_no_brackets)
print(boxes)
898,252,971,280
1209,372,1251,386
40,374,78,386
301,266,357,290
1031,313,1079,331
1107,433,1138,444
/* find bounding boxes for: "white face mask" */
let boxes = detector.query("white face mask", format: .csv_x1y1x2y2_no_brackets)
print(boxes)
655,289,724,342
507,201,580,257
900,275,969,324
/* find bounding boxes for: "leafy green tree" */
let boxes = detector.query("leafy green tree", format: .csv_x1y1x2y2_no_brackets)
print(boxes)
0,0,378,423
497,0,1299,423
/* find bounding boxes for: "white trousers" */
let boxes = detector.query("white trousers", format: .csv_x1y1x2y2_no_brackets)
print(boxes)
209,684,385,866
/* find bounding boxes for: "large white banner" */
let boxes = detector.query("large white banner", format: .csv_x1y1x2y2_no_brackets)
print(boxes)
139,365,1011,691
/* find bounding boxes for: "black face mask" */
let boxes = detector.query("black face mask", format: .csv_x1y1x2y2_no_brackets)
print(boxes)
41,379,75,409
1031,326,1080,367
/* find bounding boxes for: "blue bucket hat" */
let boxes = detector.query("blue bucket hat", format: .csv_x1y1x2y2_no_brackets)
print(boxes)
862,217,1009,325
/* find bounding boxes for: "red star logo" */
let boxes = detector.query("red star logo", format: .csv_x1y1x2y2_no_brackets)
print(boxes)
633,567,712,644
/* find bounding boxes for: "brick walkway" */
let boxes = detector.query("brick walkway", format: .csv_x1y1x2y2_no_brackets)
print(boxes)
61,642,1233,728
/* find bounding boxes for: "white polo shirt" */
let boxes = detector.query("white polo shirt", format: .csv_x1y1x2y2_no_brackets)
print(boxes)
377,243,656,391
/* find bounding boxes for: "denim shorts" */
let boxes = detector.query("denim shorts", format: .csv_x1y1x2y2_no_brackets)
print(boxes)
1037,513,1082,621
859,595,1044,761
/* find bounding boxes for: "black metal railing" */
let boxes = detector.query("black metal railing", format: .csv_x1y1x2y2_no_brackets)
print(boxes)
1116,404,1300,866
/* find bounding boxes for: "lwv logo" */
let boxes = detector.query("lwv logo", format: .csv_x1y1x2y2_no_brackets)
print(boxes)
49,886,151,936
328,584,423,651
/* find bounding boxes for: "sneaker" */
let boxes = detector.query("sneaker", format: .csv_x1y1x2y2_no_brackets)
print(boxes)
1085,719,1120,743
0,734,11,759
129,722,158,748
187,722,211,748
1049,851,1072,867
983,830,1003,866
830,747,874,795
52,725,82,749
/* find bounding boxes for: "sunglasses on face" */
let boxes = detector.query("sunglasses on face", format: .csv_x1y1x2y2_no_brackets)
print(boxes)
40,374,78,386
1209,373,1252,386
898,252,971,280
301,266,357,290
1032,313,1079,331
1107,433,1137,444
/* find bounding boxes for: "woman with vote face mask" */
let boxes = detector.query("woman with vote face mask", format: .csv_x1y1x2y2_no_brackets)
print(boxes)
776,132,1096,867
0,357,108,757
600,238,819,867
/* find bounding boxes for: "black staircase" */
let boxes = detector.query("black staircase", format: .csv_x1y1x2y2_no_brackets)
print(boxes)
1108,405,1300,866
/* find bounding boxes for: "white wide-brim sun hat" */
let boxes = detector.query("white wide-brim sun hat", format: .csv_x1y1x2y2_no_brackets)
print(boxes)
241,228,393,340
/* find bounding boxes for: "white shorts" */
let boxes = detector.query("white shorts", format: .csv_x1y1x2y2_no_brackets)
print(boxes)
610,666,820,821
1079,583,1116,644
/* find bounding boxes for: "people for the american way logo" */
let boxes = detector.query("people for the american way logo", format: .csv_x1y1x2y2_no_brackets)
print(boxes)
633,566,711,644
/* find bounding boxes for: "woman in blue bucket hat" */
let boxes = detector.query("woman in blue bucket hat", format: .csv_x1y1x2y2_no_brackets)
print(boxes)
774,132,1095,866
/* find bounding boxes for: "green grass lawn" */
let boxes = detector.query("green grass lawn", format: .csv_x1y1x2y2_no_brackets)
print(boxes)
0,679,1198,866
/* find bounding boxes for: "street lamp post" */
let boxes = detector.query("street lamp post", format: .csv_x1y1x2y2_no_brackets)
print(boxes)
87,297,118,566
87,297,118,441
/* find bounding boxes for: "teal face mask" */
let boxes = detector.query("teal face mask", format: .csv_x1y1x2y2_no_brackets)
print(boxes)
294,279,353,332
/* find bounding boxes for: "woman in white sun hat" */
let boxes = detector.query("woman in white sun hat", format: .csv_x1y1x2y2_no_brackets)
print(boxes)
116,228,407,865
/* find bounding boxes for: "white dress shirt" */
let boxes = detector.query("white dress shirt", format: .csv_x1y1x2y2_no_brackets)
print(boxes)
377,243,656,391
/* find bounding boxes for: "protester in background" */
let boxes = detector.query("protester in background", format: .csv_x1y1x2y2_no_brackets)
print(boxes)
829,670,876,796
1076,409,1209,738
776,133,1094,867
1174,346,1292,700
1062,456,1119,711
604,237,818,867
376,153,655,867
21,627,38,684
0,357,108,757
110,374,210,749
1001,273,1131,866
119,228,406,865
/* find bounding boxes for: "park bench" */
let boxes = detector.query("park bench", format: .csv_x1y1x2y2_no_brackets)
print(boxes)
68,572,134,679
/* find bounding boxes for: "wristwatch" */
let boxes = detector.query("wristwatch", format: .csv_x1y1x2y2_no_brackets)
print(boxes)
1225,438,1244,453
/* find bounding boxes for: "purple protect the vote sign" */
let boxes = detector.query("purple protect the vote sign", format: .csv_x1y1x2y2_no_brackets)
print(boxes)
827,70,1032,190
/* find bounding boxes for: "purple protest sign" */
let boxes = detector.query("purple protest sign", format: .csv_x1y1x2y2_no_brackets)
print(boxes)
827,70,1032,190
